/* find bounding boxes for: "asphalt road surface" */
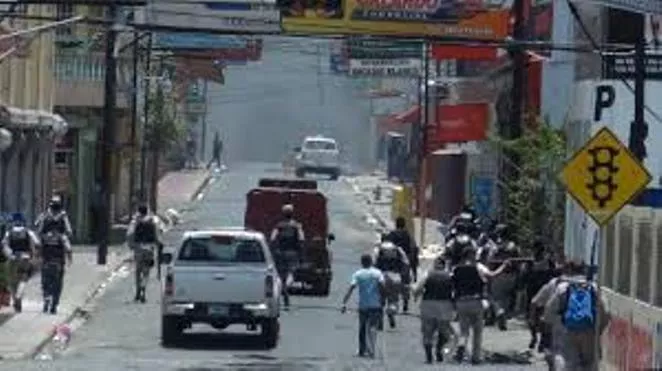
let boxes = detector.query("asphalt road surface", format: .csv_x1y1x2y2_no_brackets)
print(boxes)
4,164,544,371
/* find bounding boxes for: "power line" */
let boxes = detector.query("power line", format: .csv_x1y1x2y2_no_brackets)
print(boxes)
566,0,662,124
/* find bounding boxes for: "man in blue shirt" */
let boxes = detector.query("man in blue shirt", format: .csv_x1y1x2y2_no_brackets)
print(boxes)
341,254,385,358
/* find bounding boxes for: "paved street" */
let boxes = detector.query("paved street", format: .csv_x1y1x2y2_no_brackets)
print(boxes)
3,164,544,370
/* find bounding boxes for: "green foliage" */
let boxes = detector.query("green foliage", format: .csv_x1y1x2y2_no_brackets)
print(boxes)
144,84,184,151
490,119,567,249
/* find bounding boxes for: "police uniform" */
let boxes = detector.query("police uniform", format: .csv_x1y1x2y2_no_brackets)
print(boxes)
413,262,455,363
374,242,409,328
270,218,304,308
452,253,490,364
128,214,159,302
40,232,71,314
2,226,38,311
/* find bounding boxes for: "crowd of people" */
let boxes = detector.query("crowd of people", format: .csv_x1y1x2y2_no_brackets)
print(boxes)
340,207,610,370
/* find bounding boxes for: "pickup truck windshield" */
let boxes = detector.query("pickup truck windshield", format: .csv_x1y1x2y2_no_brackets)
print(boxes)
304,140,336,150
177,236,266,264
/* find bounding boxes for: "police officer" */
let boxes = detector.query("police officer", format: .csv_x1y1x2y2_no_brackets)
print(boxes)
488,224,521,330
384,216,417,309
35,196,73,238
126,204,161,303
452,242,510,364
40,230,72,314
1,213,39,312
270,204,305,310
412,255,455,364
373,240,409,328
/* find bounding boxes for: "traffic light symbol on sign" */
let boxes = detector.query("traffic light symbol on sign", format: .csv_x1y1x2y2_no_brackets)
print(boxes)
586,146,619,208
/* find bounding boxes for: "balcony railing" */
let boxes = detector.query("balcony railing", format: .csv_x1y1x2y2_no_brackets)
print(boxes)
54,52,131,108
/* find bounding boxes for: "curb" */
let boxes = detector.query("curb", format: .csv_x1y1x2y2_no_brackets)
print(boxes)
27,251,133,360
189,173,213,202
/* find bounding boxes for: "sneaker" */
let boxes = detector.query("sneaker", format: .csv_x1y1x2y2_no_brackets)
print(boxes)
50,306,57,315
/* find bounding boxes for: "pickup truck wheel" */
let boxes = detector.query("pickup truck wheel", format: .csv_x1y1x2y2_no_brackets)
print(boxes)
319,280,331,296
161,316,182,346
261,318,280,349
329,170,339,181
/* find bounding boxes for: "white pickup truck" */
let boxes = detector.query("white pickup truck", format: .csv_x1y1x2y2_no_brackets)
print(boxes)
160,229,282,348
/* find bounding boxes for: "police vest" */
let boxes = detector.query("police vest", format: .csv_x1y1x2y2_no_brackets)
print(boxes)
42,238,65,263
134,219,157,243
8,229,30,254
376,247,402,273
275,221,300,251
42,214,66,234
452,264,484,298
422,270,453,301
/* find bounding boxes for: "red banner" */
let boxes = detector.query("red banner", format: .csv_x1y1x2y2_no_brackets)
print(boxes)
431,45,497,61
429,103,488,145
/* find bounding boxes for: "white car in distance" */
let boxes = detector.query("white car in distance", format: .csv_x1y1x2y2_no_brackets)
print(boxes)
294,136,341,180
160,229,281,348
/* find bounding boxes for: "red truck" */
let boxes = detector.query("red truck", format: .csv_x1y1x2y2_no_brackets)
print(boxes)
244,178,334,296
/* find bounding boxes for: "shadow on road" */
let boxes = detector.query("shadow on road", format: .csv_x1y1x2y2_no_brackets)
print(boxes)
163,332,272,351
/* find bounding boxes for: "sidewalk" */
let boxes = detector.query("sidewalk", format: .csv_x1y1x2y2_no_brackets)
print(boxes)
0,169,211,360
343,174,443,263
344,173,542,366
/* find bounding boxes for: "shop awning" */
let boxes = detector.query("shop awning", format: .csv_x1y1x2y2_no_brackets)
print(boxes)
3,106,68,134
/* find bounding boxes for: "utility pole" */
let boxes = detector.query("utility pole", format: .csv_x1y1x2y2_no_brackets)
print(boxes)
417,41,430,249
97,1,119,265
630,32,647,161
509,0,526,139
139,33,152,202
129,30,138,215
199,80,209,162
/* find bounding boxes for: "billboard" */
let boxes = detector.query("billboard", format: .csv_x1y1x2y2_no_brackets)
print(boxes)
141,0,281,33
347,38,421,59
154,33,246,50
279,0,510,39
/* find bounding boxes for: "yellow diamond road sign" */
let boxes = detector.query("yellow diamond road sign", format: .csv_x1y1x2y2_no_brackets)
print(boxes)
560,126,652,226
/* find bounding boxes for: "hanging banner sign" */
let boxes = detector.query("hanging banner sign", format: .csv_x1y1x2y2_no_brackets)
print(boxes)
349,58,422,77
280,0,510,38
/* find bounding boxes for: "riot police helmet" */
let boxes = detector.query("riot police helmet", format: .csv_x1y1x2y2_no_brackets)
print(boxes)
137,204,148,216
10,212,25,227
282,204,294,219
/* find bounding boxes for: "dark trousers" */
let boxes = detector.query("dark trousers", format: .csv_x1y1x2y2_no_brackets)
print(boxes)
358,308,381,357
41,261,64,308
206,154,221,169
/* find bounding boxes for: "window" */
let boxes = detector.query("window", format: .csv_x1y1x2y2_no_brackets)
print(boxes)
177,236,265,264
54,150,73,169
56,4,75,35
304,140,337,150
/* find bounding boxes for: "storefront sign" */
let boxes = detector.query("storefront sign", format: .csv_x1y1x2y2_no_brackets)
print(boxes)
349,58,421,77
142,0,281,33
280,0,510,39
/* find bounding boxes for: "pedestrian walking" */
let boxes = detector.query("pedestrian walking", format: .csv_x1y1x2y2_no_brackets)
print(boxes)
411,255,456,364
206,131,223,170
341,253,385,359
452,245,510,364
540,259,610,371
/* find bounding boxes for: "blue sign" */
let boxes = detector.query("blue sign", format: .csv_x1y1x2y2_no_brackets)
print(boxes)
155,32,246,50
470,175,494,217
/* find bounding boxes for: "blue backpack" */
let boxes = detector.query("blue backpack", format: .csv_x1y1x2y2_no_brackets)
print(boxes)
561,281,596,332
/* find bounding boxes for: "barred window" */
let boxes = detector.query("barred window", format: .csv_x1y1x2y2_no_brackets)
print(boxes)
602,219,617,289
636,219,653,302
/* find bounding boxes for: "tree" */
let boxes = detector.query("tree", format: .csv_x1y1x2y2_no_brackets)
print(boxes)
144,80,184,212
490,118,566,250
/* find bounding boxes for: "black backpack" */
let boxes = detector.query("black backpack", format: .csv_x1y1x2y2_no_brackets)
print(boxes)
134,219,157,243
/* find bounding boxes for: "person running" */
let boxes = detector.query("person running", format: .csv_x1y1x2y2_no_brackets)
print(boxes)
341,254,385,359
2,213,39,312
126,204,161,303
270,204,305,310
